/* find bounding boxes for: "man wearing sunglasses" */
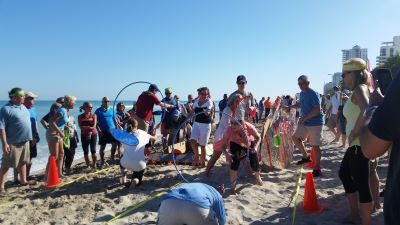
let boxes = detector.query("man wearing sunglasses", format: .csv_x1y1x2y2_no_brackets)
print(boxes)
228,75,255,121
95,97,118,167
292,75,324,177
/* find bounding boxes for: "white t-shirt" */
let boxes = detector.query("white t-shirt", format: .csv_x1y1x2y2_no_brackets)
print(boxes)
214,107,232,141
330,93,340,115
120,129,151,171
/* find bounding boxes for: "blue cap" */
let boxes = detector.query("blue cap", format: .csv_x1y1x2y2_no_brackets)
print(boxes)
149,84,159,92
236,75,247,84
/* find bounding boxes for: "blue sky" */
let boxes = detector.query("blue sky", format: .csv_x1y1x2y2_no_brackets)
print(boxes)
0,0,399,101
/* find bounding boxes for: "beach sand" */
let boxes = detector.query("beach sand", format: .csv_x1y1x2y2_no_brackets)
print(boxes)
0,125,386,225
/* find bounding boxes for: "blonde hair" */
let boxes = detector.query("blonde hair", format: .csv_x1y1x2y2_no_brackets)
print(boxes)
228,93,242,107
64,95,76,109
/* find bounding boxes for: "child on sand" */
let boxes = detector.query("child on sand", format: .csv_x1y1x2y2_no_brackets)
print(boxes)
206,93,242,176
220,120,262,194
120,118,156,188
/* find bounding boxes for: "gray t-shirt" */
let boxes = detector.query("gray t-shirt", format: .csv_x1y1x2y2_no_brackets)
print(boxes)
228,90,254,121
0,102,32,144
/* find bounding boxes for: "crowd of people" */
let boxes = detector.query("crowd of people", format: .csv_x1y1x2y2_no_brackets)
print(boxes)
0,65,399,225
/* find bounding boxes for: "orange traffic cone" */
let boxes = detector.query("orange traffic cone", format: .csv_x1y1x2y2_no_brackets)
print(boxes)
46,156,60,188
303,172,323,214
307,147,315,168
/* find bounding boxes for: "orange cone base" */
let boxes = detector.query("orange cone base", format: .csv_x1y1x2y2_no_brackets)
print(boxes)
45,183,60,188
303,204,324,214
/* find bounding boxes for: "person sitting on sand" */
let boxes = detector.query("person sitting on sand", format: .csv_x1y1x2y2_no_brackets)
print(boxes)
220,119,262,194
206,93,242,176
78,102,98,169
120,118,156,188
189,87,213,167
339,58,373,225
157,182,226,225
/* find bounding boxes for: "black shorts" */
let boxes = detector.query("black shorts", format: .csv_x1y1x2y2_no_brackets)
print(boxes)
99,130,117,146
30,143,37,159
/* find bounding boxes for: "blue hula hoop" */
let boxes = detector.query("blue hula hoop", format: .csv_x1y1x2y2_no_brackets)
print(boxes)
110,81,165,145
170,110,251,185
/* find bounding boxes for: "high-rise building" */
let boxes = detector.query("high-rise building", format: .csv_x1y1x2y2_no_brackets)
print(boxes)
332,72,342,87
324,82,334,94
376,36,400,66
342,45,368,63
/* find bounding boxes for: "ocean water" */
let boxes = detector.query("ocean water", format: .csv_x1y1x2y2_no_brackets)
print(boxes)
0,100,154,173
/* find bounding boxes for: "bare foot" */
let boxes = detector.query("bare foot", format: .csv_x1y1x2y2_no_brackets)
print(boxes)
230,188,238,195
130,178,139,188
256,177,263,186
374,203,382,211
120,175,127,184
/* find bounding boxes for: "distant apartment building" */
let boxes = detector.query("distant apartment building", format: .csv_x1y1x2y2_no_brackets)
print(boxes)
332,72,342,87
376,35,400,66
324,82,334,94
342,45,368,63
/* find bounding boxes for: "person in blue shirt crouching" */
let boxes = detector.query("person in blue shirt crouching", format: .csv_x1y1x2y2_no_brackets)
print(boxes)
157,182,226,225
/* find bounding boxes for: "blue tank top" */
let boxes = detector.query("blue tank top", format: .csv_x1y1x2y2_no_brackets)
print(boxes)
55,108,69,130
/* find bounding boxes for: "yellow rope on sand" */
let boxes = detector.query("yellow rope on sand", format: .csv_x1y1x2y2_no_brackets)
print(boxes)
292,167,304,225
106,175,195,224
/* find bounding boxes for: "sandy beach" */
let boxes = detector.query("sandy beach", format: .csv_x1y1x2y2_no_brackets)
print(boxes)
0,124,386,225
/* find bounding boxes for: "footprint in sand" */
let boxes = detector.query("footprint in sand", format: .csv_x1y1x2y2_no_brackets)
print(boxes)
237,199,250,205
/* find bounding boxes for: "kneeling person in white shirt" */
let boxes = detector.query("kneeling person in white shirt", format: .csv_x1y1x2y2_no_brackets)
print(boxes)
120,118,156,188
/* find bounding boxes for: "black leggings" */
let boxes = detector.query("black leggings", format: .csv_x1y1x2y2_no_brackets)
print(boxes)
229,142,259,172
81,135,97,155
120,155,145,186
339,145,372,203
64,147,76,170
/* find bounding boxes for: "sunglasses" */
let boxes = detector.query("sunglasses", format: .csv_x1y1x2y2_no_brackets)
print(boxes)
342,72,349,78
165,92,172,95
237,82,246,85
103,100,110,102
298,82,306,86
